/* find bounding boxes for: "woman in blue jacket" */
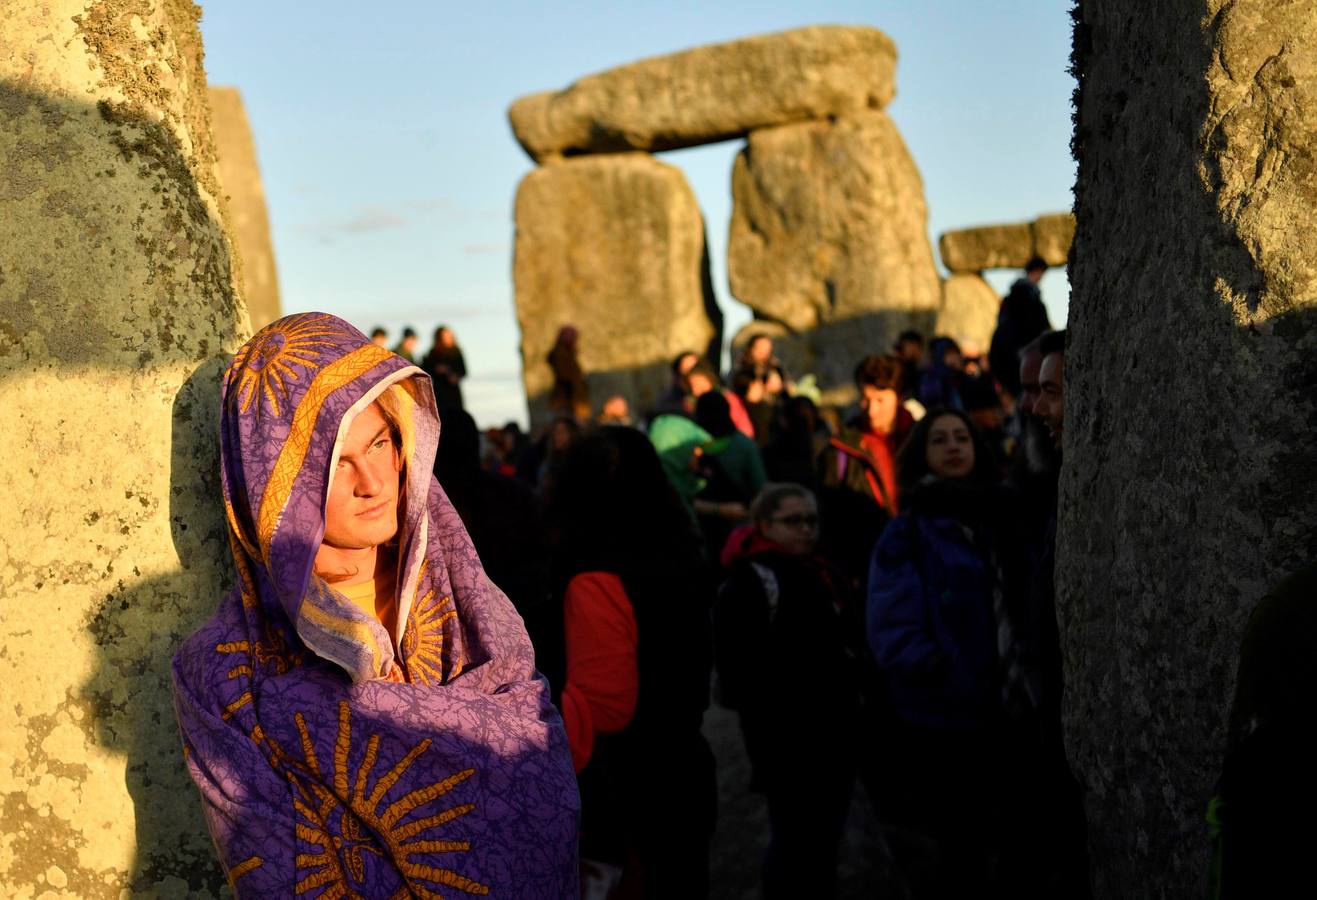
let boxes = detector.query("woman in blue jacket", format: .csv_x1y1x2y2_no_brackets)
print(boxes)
867,407,1028,895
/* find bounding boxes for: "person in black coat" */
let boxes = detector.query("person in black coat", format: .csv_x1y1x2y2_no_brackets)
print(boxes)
420,325,466,411
715,483,859,899
989,256,1052,398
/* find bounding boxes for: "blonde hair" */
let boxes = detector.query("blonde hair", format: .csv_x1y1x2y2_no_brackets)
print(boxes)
374,381,417,473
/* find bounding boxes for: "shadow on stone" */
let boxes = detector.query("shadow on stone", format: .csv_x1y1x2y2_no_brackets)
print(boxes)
81,359,232,896
2,71,243,896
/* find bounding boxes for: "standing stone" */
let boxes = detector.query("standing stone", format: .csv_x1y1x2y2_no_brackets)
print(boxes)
210,86,282,332
1031,212,1076,267
728,111,941,399
1063,2,1317,895
0,2,245,895
509,26,896,161
935,274,1000,352
938,221,1035,273
513,154,718,425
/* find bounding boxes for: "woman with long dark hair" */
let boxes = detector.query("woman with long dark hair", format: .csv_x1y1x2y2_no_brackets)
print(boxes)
542,426,717,898
866,407,1031,895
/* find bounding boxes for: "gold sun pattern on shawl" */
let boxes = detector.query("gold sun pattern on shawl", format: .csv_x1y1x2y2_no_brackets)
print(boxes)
401,591,461,686
231,313,340,418
290,701,488,898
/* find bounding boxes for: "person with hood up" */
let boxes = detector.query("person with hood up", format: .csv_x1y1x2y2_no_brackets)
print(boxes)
171,313,580,897
715,483,858,899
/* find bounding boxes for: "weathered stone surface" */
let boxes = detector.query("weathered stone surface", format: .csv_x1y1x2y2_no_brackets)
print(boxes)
939,212,1075,273
728,111,940,395
938,222,1034,273
935,274,1000,350
513,154,719,425
509,26,895,161
1063,2,1317,895
0,2,245,895
1031,212,1076,267
210,86,281,331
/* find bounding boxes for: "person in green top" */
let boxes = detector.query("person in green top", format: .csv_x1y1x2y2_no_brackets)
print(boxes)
692,391,767,563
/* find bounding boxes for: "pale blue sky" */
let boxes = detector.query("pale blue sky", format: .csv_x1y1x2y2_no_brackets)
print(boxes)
199,1,1075,427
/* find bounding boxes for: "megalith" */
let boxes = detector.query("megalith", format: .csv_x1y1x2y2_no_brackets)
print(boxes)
210,86,282,331
513,154,719,425
728,111,941,401
509,26,895,161
1063,2,1317,895
935,273,1000,351
0,2,245,895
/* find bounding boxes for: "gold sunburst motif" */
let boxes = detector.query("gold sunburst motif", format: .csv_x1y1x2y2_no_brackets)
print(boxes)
217,620,304,680
402,592,461,686
231,313,341,418
290,701,488,898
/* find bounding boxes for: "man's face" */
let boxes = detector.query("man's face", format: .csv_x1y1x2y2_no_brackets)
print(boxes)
372,333,388,347
860,385,899,435
402,336,417,354
1034,352,1065,444
322,402,401,552
1017,348,1043,415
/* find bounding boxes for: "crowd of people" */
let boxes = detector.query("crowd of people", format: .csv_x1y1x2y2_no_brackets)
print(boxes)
172,249,1308,896
420,260,1090,896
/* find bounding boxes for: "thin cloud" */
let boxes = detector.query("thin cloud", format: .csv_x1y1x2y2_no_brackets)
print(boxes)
296,205,407,241
339,208,406,232
462,243,507,255
408,198,452,212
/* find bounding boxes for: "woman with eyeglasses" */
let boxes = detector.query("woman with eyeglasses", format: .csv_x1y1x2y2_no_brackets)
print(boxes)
866,407,1036,896
714,483,859,899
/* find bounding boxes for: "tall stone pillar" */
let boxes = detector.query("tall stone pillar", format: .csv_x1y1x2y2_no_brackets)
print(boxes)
1063,2,1317,894
210,86,282,332
728,111,941,404
513,154,718,425
0,2,245,895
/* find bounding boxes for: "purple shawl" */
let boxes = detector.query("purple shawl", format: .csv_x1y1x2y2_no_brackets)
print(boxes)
172,313,579,897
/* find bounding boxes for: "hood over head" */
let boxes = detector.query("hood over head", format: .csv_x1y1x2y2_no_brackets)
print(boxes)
219,312,440,680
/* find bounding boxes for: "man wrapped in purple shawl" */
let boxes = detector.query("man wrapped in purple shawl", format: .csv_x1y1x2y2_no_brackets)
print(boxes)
172,313,579,897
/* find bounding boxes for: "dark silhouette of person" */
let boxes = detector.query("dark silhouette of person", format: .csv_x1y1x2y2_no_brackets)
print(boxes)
1212,561,1317,899
421,325,466,411
543,427,718,898
715,483,858,899
989,256,1052,398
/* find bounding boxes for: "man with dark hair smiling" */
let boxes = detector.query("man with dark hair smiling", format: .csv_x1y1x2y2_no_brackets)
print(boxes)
1009,326,1090,895
1033,328,1067,447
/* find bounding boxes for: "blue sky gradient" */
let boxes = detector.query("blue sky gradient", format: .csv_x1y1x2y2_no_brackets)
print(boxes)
199,1,1076,427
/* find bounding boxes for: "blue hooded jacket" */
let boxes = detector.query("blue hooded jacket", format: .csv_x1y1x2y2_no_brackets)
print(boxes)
867,505,1000,729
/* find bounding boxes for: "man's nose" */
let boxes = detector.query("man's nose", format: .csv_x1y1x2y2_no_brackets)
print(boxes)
356,462,383,496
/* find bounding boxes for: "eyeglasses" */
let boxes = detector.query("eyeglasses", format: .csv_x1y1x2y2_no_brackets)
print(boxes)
771,514,819,529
